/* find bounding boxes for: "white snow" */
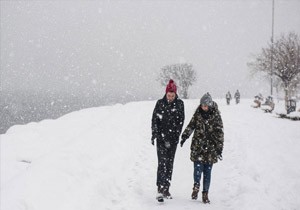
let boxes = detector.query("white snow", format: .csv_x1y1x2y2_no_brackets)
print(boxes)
1,99,300,210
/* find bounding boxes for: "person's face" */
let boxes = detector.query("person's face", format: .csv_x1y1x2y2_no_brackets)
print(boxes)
201,104,209,112
166,92,176,102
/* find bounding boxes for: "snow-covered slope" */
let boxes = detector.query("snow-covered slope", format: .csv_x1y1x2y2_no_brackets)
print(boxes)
1,99,300,210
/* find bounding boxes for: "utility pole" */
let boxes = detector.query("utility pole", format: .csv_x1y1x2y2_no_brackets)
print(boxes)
270,0,275,96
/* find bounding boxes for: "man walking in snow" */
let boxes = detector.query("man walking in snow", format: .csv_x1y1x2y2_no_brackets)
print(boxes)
180,93,224,204
151,79,185,202
234,90,240,104
226,91,232,105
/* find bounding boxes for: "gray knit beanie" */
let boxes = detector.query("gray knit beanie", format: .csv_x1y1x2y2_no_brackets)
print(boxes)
200,92,213,106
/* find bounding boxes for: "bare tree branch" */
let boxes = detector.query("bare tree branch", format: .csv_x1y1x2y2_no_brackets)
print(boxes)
157,63,196,99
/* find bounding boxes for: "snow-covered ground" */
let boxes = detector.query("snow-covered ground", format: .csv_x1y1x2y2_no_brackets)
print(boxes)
1,99,300,210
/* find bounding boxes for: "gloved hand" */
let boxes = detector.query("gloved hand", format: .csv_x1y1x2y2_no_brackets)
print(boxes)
217,154,223,161
151,135,156,146
180,139,186,147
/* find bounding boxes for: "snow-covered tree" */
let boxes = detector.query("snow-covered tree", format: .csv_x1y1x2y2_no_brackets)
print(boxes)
158,63,196,99
248,32,300,107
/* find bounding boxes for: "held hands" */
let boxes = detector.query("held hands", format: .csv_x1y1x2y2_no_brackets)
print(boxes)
151,135,156,146
216,150,223,161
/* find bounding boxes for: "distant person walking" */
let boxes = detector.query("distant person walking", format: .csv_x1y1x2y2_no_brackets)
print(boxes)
151,79,185,202
226,91,232,105
234,90,240,104
180,93,224,203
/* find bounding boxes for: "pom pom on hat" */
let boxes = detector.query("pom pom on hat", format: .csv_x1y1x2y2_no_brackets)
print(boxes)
165,79,177,93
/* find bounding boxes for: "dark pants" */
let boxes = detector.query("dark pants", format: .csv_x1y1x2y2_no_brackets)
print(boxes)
156,142,177,188
226,98,230,105
194,161,213,192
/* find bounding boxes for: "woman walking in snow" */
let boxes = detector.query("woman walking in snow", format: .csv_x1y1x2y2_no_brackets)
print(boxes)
151,79,185,202
180,93,224,203
234,90,240,104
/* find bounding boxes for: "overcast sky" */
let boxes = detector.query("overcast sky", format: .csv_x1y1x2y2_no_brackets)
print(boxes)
1,0,300,101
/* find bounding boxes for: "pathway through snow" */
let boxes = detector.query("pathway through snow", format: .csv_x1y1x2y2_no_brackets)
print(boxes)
1,99,300,210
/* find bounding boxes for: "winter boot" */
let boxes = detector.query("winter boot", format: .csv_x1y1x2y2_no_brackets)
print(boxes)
202,191,210,204
156,186,164,202
191,183,200,200
163,186,172,199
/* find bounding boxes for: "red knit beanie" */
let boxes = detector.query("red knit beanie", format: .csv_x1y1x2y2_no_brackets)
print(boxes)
165,79,177,93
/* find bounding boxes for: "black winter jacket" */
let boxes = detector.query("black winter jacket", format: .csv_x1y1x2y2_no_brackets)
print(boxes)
151,95,185,145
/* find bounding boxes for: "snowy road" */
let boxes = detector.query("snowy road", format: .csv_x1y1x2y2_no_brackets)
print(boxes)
1,99,300,210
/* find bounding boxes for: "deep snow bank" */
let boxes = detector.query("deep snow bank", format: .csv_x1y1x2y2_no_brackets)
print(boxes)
1,99,300,210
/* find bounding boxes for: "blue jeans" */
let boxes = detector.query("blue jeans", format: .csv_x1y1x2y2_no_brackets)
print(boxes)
194,161,213,192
